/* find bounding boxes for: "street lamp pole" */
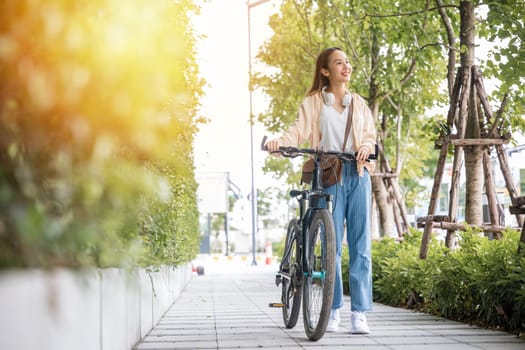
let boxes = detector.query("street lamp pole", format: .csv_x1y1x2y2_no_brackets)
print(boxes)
247,0,270,266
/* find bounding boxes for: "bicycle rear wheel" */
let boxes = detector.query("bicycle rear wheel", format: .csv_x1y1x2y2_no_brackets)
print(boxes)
302,209,336,341
280,218,302,328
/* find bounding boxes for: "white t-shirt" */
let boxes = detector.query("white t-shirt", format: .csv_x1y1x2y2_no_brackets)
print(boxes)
319,103,355,153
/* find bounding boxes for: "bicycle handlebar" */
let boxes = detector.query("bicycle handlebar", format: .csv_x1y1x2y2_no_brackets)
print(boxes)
260,136,377,161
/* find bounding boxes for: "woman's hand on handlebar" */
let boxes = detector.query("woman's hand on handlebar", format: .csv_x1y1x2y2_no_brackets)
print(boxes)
265,139,281,153
356,147,370,161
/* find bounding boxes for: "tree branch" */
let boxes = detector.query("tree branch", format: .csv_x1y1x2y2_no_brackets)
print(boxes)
341,24,369,82
386,95,400,112
435,0,457,99
326,1,371,84
381,45,417,101
364,4,458,19
418,42,459,52
399,56,417,87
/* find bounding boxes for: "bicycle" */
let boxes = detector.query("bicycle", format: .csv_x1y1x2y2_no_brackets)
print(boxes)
263,136,376,341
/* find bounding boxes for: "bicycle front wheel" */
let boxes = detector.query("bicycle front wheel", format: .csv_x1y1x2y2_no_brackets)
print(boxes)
281,218,302,328
302,209,336,341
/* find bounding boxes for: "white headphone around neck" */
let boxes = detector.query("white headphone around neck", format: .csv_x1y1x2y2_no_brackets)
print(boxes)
322,86,351,107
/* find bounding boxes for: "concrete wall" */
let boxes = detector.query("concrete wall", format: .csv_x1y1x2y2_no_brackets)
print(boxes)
0,264,192,350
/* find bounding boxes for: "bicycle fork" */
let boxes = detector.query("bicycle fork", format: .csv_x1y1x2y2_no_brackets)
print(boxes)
303,193,332,282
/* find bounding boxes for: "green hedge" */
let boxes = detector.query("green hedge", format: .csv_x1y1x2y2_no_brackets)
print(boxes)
368,228,524,336
274,222,524,335
0,0,203,269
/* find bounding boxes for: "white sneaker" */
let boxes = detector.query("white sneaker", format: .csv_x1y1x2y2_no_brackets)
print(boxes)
325,309,340,332
350,311,370,334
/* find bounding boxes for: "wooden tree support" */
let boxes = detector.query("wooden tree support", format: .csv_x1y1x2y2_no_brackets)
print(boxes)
378,144,410,237
435,137,509,147
371,172,399,178
509,196,525,250
418,217,513,235
419,65,524,259
511,196,525,208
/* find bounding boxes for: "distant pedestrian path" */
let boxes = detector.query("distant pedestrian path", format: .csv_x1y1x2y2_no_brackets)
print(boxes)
134,255,525,349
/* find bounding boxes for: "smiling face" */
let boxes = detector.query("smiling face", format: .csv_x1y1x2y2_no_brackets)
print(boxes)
309,47,354,94
321,50,353,85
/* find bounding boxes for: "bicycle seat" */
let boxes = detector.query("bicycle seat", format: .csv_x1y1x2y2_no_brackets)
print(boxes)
290,190,307,198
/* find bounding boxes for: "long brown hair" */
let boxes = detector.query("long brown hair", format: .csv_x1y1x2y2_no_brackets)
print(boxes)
306,47,343,96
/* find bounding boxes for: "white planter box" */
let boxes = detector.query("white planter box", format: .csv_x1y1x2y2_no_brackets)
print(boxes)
0,264,192,350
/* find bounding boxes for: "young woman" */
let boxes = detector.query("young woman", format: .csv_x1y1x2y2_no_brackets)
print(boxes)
265,47,376,334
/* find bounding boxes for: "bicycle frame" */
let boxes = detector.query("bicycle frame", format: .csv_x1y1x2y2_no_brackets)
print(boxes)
301,153,332,280
263,136,376,340
277,151,333,289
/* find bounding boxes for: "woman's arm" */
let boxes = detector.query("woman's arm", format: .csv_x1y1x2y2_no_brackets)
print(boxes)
265,94,318,153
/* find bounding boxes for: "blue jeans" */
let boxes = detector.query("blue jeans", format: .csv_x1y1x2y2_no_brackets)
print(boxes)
323,161,373,312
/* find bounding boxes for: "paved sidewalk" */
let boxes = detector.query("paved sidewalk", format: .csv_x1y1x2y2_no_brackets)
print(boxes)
134,255,524,349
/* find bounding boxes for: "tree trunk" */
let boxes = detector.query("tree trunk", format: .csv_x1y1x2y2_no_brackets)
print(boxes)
371,175,396,237
371,96,396,237
464,146,483,225
369,32,396,238
461,2,483,226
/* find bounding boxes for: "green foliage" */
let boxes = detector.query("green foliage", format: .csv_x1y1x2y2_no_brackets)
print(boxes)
272,238,285,264
478,0,525,137
341,244,350,295
138,161,201,267
0,0,203,268
256,0,524,225
365,227,525,334
255,0,447,200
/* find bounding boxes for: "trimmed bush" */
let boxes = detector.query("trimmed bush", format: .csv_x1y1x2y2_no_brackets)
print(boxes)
0,0,203,268
362,227,524,335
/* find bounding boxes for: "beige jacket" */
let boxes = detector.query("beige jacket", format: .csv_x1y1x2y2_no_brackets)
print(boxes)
276,91,376,176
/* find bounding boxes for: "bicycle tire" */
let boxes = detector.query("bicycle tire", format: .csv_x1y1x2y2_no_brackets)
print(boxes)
302,209,336,341
281,218,302,328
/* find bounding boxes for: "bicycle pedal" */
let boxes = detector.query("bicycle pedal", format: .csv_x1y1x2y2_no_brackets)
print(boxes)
268,302,285,308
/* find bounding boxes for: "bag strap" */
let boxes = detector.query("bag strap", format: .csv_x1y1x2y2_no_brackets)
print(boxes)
341,97,353,151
